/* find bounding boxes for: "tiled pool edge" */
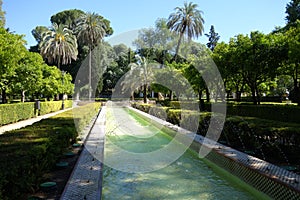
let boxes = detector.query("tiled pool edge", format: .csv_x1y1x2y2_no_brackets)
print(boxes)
129,106,300,200
60,107,106,200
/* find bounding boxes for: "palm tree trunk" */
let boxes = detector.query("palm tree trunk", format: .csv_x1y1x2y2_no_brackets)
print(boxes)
89,47,92,101
143,84,147,103
173,32,184,61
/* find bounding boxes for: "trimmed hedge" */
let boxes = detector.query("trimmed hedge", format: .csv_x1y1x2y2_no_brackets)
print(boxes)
0,102,35,126
227,104,300,124
39,100,72,115
132,102,300,168
0,102,101,199
0,100,73,126
205,103,300,124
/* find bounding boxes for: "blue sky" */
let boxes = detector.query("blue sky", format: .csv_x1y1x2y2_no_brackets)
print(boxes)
3,0,290,48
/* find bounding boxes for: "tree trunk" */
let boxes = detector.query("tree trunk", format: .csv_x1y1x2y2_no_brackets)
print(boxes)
294,65,300,106
198,90,204,111
169,90,173,100
143,84,147,103
1,89,7,104
21,90,25,103
205,87,210,102
173,32,184,61
250,86,257,105
131,91,135,101
255,86,261,105
89,47,92,101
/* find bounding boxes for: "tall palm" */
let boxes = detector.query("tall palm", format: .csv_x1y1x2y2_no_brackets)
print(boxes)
40,23,78,69
40,23,78,105
76,12,107,100
167,2,204,60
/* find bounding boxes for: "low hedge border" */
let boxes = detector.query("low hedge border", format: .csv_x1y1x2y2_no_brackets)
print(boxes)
0,100,73,126
157,100,300,124
132,102,300,168
0,102,101,199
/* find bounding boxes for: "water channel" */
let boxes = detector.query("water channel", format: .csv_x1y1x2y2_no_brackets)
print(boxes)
102,106,269,199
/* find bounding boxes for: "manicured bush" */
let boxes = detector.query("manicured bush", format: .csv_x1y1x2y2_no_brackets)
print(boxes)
226,104,300,124
0,102,35,126
202,103,300,124
0,102,101,199
0,100,73,126
132,102,300,167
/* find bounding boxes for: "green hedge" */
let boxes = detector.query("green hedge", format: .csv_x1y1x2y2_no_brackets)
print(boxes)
201,103,300,124
0,102,35,126
0,102,101,199
132,102,300,168
39,100,72,115
0,100,73,126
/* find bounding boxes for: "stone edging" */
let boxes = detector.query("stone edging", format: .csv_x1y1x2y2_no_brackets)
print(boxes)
129,106,300,199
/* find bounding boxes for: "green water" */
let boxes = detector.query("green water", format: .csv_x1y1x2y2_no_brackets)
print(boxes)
102,107,267,199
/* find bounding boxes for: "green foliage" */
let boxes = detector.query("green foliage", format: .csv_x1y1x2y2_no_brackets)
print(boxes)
205,25,220,51
50,9,85,31
39,100,72,115
226,104,300,123
0,28,27,98
285,0,300,25
0,103,101,199
0,102,35,125
167,1,204,57
0,0,5,28
0,100,72,126
40,23,78,68
132,102,300,166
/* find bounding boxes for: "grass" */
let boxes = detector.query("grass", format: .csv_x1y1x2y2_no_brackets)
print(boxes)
0,102,101,200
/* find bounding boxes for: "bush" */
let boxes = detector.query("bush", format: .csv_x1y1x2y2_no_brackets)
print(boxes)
0,100,73,126
226,104,300,124
132,102,300,166
0,102,101,199
0,102,35,126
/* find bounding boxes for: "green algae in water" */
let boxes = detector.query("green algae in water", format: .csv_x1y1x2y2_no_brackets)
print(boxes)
103,107,270,199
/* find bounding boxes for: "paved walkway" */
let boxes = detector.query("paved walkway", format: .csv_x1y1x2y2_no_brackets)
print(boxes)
61,106,106,200
0,108,72,134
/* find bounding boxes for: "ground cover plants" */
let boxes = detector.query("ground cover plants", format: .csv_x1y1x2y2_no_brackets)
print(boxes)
0,102,100,199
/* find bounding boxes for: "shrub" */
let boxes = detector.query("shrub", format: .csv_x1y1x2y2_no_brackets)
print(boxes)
132,102,300,166
226,104,300,124
0,102,101,199
0,100,73,126
0,102,35,125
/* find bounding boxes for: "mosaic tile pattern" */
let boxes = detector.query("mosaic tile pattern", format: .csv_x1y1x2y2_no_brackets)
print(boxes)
131,107,300,199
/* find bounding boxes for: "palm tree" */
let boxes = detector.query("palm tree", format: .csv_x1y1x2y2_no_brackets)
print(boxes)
76,12,107,100
123,55,155,103
40,23,78,69
40,23,78,106
167,2,204,60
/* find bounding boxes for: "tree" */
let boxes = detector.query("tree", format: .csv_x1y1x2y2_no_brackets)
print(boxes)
51,9,85,31
167,2,204,60
286,0,300,25
30,26,49,52
122,55,155,103
102,45,133,95
0,28,27,103
0,0,5,28
205,25,220,51
39,23,77,104
40,65,73,100
283,23,300,104
40,23,78,70
76,12,107,100
12,52,44,102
